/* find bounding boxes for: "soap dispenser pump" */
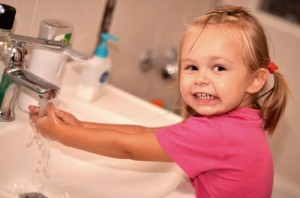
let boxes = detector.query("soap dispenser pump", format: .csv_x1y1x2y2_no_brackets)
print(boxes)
77,33,118,102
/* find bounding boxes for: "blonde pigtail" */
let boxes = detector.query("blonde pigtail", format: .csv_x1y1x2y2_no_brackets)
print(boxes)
261,71,290,135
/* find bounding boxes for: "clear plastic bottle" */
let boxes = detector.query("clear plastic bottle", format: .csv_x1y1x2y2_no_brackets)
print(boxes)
77,33,118,102
0,4,16,105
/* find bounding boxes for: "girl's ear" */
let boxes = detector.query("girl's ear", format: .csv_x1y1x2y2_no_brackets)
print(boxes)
246,68,268,94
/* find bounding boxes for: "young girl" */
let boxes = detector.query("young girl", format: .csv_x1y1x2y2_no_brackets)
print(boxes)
29,5,289,198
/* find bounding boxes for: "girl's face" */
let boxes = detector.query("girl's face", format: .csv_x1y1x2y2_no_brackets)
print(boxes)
180,25,254,116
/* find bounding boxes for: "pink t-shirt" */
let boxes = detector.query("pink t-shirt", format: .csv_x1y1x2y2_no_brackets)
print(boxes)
156,108,273,198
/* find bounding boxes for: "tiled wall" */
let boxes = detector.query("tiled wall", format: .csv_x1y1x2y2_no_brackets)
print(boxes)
108,0,212,108
2,0,106,55
2,0,212,107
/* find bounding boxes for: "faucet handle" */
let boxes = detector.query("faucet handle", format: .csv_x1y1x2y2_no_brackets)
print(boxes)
9,33,65,49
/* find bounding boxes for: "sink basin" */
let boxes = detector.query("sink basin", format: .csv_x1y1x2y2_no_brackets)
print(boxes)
0,63,195,198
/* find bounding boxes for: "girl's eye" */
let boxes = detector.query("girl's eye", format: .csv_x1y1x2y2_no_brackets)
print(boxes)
213,65,226,72
185,65,198,71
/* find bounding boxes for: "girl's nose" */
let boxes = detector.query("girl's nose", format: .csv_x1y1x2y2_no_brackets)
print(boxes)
194,70,209,85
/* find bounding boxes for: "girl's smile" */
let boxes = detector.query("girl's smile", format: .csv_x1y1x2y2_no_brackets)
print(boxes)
193,92,219,104
180,25,254,116
195,93,216,100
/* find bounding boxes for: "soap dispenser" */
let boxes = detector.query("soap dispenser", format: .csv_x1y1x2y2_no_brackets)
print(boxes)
77,33,118,102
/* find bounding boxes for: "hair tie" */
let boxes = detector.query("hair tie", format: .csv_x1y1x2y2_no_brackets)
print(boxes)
267,62,278,74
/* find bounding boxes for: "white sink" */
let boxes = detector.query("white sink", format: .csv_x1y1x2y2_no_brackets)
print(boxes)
0,63,195,198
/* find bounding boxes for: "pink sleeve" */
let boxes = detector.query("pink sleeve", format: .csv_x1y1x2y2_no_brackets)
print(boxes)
155,117,225,178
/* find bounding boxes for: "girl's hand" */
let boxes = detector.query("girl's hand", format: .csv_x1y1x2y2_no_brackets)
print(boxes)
29,103,81,141
29,103,64,140
53,107,82,127
29,103,81,126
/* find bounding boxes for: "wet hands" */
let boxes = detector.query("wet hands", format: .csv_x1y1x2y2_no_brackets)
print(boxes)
29,103,63,140
29,103,81,141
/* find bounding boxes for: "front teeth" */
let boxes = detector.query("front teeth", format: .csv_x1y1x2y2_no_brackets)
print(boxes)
196,93,215,100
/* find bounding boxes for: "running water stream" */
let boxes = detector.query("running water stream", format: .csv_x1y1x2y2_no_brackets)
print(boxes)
4,98,70,198
38,98,48,117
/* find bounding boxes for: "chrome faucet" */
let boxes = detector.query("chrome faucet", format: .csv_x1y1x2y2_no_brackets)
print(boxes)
0,34,65,121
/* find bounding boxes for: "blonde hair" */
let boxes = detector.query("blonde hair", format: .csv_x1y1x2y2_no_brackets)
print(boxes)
179,5,289,135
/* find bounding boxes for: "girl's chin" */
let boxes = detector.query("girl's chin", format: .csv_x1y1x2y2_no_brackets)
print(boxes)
193,107,226,116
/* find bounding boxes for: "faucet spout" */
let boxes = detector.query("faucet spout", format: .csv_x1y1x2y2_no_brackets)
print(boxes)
7,69,60,99
0,68,60,121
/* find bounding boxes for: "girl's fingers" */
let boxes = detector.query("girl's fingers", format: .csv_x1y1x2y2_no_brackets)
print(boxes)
28,105,39,114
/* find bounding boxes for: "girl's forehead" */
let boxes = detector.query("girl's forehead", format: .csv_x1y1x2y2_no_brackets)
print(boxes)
181,24,242,55
180,24,247,68
184,24,238,44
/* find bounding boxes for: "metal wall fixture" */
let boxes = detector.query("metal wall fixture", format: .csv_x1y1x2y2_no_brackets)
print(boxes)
139,48,178,80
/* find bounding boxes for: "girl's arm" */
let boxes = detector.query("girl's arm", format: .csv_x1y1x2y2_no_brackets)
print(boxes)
53,124,170,161
48,106,162,134
29,104,172,162
82,122,160,134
